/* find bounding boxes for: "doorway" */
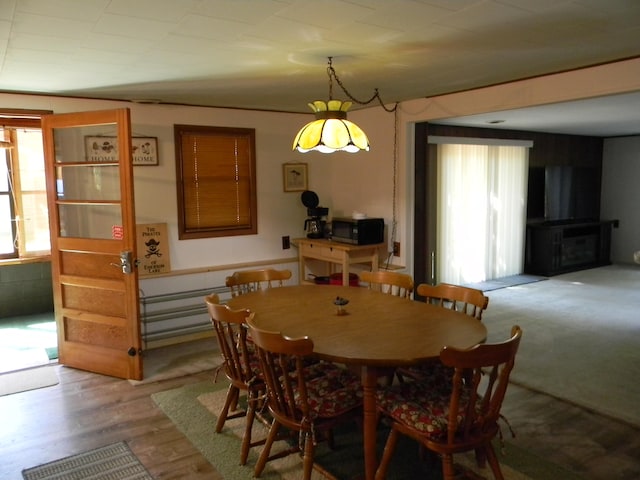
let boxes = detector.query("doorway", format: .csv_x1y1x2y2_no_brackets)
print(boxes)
1,117,58,374
435,141,530,284
412,123,532,287
0,312,57,374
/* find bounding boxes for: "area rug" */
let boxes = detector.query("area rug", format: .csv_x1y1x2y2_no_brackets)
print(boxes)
0,347,51,374
152,380,584,480
464,274,547,292
0,365,58,397
129,338,220,385
482,264,640,428
21,441,152,480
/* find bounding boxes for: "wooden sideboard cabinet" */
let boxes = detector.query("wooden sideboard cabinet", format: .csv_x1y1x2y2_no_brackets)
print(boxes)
524,220,614,276
295,238,384,286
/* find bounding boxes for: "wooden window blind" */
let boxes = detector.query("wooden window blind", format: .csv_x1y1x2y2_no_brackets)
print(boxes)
175,125,257,239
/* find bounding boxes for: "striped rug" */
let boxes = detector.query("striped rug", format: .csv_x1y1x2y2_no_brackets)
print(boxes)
22,442,152,480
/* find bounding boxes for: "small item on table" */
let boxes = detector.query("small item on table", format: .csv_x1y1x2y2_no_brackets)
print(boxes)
334,296,349,316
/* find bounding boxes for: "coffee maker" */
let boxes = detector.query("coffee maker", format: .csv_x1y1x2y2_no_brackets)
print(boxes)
301,191,328,239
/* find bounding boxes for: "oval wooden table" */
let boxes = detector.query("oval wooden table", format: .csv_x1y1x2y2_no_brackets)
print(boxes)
228,285,487,480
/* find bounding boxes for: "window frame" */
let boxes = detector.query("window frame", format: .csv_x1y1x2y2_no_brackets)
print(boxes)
0,109,52,261
174,124,258,240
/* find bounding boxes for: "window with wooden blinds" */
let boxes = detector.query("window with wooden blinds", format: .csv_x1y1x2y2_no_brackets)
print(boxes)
175,125,257,239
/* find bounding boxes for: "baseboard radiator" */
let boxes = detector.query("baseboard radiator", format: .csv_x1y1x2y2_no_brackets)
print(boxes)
139,285,231,348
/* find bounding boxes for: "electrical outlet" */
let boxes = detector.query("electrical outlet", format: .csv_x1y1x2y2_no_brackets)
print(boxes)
393,241,400,256
282,235,290,249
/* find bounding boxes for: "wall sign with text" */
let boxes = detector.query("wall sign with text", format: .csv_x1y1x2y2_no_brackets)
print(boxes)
85,136,159,166
136,223,171,275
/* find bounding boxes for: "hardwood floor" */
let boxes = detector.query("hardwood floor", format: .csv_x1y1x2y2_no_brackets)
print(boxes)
0,364,222,480
501,383,640,480
2,352,639,479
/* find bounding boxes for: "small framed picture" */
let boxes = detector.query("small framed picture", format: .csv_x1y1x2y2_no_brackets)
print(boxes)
131,137,159,166
282,163,308,192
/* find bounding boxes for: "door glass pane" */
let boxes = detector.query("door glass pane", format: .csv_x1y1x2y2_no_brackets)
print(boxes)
59,204,122,239
53,124,122,239
56,165,120,201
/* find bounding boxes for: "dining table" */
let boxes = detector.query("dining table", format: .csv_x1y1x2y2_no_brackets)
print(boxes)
227,284,487,480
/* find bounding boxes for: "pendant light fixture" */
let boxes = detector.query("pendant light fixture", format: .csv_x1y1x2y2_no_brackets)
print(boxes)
293,57,396,153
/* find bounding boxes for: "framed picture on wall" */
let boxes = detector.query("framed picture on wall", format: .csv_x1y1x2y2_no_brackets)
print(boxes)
84,136,159,165
282,162,308,192
131,137,159,166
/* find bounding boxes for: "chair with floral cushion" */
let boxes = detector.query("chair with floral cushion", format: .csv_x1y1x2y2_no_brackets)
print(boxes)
374,325,523,480
246,315,363,480
359,270,414,299
397,283,489,383
205,294,267,465
226,268,292,298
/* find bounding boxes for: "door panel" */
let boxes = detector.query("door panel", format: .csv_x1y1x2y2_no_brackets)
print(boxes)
42,108,142,380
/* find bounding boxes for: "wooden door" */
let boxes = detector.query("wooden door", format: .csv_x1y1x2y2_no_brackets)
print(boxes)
42,108,142,380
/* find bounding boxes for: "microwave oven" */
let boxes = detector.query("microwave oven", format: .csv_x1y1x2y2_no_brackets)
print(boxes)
331,217,384,245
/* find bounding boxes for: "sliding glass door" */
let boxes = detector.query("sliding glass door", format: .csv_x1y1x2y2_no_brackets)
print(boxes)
435,141,530,285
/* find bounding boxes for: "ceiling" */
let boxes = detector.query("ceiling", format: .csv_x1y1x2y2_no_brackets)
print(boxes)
1,0,640,136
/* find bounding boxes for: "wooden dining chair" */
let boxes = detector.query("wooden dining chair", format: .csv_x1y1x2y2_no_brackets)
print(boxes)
246,316,363,480
225,268,292,298
417,283,489,320
398,283,489,383
375,326,523,480
204,294,267,465
359,270,414,299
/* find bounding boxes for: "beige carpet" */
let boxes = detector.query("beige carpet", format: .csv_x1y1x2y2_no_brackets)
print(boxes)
0,365,59,396
129,338,220,385
482,264,640,428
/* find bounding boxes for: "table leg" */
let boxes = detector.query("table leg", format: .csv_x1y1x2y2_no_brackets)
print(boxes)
362,365,379,480
342,256,348,286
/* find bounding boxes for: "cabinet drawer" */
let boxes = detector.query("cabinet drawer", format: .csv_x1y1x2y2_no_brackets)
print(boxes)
300,243,345,262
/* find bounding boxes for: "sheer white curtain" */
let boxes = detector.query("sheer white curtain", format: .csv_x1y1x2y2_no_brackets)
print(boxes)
435,140,530,285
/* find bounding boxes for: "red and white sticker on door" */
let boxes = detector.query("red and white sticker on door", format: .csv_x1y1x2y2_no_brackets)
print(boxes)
112,225,124,240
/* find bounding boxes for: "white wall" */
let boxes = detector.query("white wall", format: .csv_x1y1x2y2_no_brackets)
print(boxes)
601,136,640,264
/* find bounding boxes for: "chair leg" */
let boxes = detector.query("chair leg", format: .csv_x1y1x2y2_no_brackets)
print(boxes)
216,385,239,432
375,427,399,480
483,443,505,480
240,394,257,465
441,453,455,480
254,420,281,478
475,447,487,468
230,391,239,412
325,428,335,449
302,431,315,480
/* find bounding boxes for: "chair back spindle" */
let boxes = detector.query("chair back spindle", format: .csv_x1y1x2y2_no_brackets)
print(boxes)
226,268,292,297
360,270,414,299
417,283,489,320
